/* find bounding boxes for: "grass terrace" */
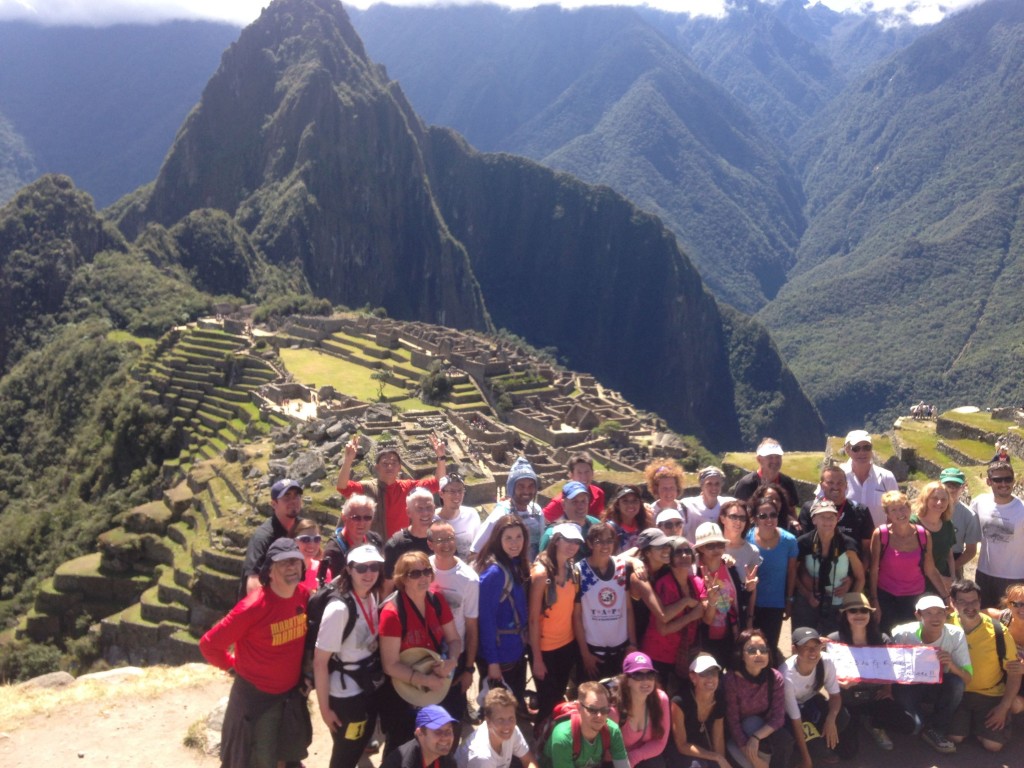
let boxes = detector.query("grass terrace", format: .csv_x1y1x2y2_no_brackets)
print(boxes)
939,408,1015,433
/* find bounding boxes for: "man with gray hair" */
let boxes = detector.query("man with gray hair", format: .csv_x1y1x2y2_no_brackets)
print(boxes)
318,494,383,583
382,486,436,596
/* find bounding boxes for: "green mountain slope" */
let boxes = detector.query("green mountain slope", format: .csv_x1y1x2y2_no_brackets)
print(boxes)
760,0,1024,430
350,4,805,312
0,110,36,203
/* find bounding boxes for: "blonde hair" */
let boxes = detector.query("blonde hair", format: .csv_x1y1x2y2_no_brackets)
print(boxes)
393,551,431,592
881,490,908,512
912,481,951,522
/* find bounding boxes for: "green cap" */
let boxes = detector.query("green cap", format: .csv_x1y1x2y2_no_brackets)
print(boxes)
939,467,966,485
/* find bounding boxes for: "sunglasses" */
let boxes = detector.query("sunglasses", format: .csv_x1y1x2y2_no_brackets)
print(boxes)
845,607,871,615
628,671,657,681
990,476,1014,484
348,514,374,522
756,512,779,520
406,567,434,580
724,514,747,522
430,536,456,545
849,444,872,453
295,535,322,544
1009,601,1024,609
350,562,381,574
580,703,611,716
744,645,769,656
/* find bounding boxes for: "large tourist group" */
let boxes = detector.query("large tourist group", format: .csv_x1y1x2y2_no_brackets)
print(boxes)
199,431,1024,768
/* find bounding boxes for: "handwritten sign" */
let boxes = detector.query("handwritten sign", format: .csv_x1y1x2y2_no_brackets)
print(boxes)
827,642,943,685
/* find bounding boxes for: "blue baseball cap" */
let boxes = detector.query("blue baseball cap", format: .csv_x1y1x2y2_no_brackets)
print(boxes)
416,704,457,730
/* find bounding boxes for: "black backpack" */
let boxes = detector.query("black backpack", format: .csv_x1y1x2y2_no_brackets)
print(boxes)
303,578,358,681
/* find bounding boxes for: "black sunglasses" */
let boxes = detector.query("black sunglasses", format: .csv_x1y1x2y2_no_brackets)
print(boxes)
350,562,381,574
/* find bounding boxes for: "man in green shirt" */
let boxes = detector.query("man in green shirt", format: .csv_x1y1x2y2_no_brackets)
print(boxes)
542,682,629,768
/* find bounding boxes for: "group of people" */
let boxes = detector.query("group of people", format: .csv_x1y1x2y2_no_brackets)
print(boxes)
198,432,1024,768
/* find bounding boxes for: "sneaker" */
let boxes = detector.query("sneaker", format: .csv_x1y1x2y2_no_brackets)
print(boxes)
920,728,956,754
866,725,893,751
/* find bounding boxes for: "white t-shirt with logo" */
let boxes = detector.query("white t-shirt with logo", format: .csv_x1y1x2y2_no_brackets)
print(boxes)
972,494,1024,578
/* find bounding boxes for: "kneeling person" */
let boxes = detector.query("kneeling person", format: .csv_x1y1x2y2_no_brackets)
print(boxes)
458,687,538,768
949,579,1021,753
382,705,458,768
782,628,855,766
542,681,629,768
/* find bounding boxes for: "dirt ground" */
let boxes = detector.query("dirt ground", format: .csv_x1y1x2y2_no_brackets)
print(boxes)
1,663,1015,768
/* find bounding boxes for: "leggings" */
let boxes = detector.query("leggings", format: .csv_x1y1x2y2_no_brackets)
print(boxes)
535,641,579,725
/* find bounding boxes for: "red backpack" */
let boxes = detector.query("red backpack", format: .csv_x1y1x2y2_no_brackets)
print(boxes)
539,701,612,764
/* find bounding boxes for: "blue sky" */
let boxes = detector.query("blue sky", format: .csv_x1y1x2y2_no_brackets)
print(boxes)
0,0,989,28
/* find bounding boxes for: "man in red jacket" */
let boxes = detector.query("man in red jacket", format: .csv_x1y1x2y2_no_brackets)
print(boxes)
201,538,312,768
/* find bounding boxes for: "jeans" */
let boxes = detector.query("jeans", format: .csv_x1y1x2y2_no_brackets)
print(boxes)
893,674,965,734
726,715,793,768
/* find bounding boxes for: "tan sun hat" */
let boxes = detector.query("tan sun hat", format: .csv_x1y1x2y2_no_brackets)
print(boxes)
392,647,452,707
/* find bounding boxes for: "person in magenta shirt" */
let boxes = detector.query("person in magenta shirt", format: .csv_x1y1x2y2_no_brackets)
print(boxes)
612,651,671,768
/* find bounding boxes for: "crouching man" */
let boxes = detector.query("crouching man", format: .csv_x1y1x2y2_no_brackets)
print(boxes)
382,705,458,768
949,579,1021,753
782,627,856,767
201,538,312,768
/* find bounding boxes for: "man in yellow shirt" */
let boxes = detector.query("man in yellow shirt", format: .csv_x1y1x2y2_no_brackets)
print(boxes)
949,579,1021,753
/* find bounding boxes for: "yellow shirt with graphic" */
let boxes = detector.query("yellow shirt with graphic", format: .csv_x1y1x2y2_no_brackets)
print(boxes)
952,613,1017,697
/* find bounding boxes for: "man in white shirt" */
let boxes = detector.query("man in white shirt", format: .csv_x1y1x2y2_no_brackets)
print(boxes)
456,687,537,768
435,472,482,561
890,595,972,754
839,430,898,527
429,519,480,723
782,627,853,765
970,460,1024,608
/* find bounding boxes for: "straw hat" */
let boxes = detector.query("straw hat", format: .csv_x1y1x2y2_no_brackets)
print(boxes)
392,647,452,707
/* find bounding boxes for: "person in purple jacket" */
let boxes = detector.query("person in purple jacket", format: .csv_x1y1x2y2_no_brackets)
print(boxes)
723,629,793,768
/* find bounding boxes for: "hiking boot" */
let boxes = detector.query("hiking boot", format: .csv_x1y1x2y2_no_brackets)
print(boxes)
920,728,956,754
865,724,893,750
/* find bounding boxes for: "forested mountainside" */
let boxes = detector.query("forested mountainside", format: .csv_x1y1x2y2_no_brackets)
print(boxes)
350,4,805,312
760,0,1024,431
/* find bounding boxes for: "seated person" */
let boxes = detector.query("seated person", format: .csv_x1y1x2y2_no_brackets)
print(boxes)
542,681,629,768
781,627,855,766
457,687,538,768
382,705,458,768
949,579,1021,753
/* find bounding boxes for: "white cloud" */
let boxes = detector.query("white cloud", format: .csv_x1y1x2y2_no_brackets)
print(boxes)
0,0,990,27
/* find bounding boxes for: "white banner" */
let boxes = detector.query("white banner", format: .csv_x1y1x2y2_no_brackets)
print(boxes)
827,642,943,685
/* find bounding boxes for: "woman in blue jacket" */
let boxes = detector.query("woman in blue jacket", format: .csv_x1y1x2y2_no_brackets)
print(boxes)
474,514,531,701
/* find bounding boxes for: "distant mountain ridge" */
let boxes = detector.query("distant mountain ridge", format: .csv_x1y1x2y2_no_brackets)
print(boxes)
0,20,239,207
350,4,807,312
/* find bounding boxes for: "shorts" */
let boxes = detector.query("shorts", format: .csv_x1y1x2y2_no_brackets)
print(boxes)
949,692,1013,746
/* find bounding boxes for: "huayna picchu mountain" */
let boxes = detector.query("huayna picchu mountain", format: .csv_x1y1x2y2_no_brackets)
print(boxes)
106,0,821,450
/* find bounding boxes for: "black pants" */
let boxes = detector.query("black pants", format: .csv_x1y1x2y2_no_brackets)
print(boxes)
535,641,579,725
326,690,378,768
753,607,785,664
799,693,857,759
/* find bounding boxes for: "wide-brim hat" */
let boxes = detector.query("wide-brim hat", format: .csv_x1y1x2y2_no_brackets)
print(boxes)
693,522,727,549
393,647,452,707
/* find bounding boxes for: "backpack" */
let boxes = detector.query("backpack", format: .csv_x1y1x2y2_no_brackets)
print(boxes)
539,701,612,766
381,589,446,653
992,615,1008,684
879,524,928,568
303,578,364,686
